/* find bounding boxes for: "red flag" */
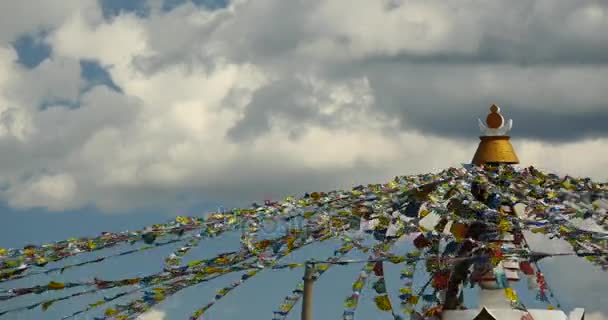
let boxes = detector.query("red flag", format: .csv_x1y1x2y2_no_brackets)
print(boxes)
373,262,384,277
413,234,430,249
519,261,535,275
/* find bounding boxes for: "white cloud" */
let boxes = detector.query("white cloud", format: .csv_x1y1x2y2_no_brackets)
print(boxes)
0,46,29,141
0,0,607,212
0,0,91,45
49,2,149,68
18,57,83,106
7,174,78,211
516,138,608,181
0,44,84,142
301,0,480,59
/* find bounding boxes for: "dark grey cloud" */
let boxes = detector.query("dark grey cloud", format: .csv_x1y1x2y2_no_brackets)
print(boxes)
203,0,608,144
226,76,369,142
401,106,608,143
162,156,392,209
362,66,608,142
367,75,608,143
0,1,83,45
226,59,608,144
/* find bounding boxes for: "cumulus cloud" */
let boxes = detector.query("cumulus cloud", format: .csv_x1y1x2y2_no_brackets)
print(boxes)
0,0,606,212
0,0,88,44
0,46,32,141
6,174,78,211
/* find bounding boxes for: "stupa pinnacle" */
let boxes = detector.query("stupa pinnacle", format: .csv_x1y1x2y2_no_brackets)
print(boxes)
472,104,520,166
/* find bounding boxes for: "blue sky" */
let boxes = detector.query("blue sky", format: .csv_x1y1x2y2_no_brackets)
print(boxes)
1,0,608,319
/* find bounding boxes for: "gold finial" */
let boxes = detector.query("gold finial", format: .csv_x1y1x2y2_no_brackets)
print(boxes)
472,104,519,166
486,104,504,129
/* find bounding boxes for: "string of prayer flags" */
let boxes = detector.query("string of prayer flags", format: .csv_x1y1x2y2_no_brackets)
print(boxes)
272,240,357,320
190,269,262,320
399,250,428,315
189,230,320,320
272,283,304,320
493,264,508,289
342,261,374,320
535,271,549,302
0,217,207,282
0,164,607,319
55,232,315,319
343,240,398,320
164,235,202,270
370,261,403,319
120,237,309,320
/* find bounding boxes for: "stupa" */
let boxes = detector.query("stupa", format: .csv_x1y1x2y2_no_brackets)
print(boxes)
441,231,586,319
441,104,585,320
472,105,519,166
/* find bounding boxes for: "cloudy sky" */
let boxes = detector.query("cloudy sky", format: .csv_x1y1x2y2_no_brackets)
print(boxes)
1,0,607,319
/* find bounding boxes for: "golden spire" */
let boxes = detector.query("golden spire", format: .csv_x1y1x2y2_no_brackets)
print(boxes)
472,104,520,166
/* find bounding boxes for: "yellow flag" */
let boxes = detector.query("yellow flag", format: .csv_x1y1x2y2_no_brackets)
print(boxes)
375,295,392,311
316,264,329,272
104,308,118,316
303,211,316,218
287,237,296,251
504,287,518,302
399,288,412,294
48,281,65,290
188,260,202,267
89,300,105,308
498,219,512,233
216,256,230,264
352,280,364,291
402,307,414,314
36,257,48,266
388,256,406,264
531,227,547,234
203,266,223,274
344,297,357,308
